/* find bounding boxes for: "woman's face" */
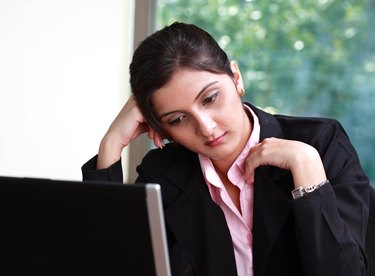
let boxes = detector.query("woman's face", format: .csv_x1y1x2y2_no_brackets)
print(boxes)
151,62,251,165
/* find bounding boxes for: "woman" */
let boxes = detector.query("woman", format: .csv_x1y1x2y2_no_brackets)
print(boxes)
82,22,370,276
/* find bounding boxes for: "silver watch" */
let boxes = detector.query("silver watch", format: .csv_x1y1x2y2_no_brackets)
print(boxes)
291,180,329,200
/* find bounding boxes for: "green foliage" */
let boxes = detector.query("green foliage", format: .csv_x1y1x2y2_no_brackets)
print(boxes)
157,0,375,182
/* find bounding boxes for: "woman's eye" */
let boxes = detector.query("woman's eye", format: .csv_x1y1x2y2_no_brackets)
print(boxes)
202,92,219,105
168,115,185,126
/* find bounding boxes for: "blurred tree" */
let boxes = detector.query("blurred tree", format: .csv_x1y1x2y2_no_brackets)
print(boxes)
157,0,375,182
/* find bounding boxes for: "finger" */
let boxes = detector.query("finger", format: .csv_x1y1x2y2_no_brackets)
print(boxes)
148,128,154,140
245,170,254,184
153,132,165,149
244,141,272,182
148,128,165,149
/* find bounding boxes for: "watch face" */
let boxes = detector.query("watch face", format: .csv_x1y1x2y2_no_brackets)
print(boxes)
292,187,305,199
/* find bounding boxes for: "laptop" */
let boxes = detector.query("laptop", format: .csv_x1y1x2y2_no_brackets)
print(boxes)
0,176,171,276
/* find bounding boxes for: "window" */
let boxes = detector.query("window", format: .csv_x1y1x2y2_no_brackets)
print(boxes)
156,0,375,183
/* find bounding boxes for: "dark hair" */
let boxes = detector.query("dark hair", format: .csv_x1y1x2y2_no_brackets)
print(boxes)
129,22,233,135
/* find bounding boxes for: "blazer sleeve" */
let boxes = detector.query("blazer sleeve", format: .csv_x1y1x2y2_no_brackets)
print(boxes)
291,120,369,276
81,155,124,182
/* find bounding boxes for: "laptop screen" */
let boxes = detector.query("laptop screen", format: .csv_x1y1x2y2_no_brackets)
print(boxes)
0,176,171,276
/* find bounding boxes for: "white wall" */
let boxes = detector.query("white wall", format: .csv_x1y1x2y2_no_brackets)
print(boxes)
0,0,134,181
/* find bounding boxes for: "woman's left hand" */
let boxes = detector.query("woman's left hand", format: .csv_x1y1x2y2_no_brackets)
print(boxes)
245,137,327,188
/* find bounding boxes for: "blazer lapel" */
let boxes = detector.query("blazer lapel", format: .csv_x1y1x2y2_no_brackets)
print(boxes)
162,149,237,276
249,103,295,275
252,166,292,275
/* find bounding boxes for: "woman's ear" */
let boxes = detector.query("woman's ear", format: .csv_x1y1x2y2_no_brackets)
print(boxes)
230,61,245,96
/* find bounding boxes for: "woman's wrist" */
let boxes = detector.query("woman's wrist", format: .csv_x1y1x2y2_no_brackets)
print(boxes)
290,146,327,189
97,135,123,170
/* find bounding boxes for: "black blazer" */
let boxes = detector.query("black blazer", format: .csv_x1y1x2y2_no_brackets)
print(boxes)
83,104,370,276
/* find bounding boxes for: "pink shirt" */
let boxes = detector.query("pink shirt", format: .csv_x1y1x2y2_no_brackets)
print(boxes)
198,105,260,276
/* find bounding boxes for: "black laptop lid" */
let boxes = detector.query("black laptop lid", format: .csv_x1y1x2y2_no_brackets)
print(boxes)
0,176,170,276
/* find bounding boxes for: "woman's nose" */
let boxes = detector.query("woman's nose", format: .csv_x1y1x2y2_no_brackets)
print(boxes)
195,113,216,137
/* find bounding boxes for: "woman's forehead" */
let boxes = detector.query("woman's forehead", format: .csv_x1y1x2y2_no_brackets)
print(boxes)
153,71,215,101
160,69,227,93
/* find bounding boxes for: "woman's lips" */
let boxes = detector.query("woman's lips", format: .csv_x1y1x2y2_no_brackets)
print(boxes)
205,132,227,147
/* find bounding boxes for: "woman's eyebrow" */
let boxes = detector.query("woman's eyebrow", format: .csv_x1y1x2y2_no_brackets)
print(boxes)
194,81,218,102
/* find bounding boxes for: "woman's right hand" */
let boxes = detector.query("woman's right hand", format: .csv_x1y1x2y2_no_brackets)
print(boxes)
96,95,164,170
